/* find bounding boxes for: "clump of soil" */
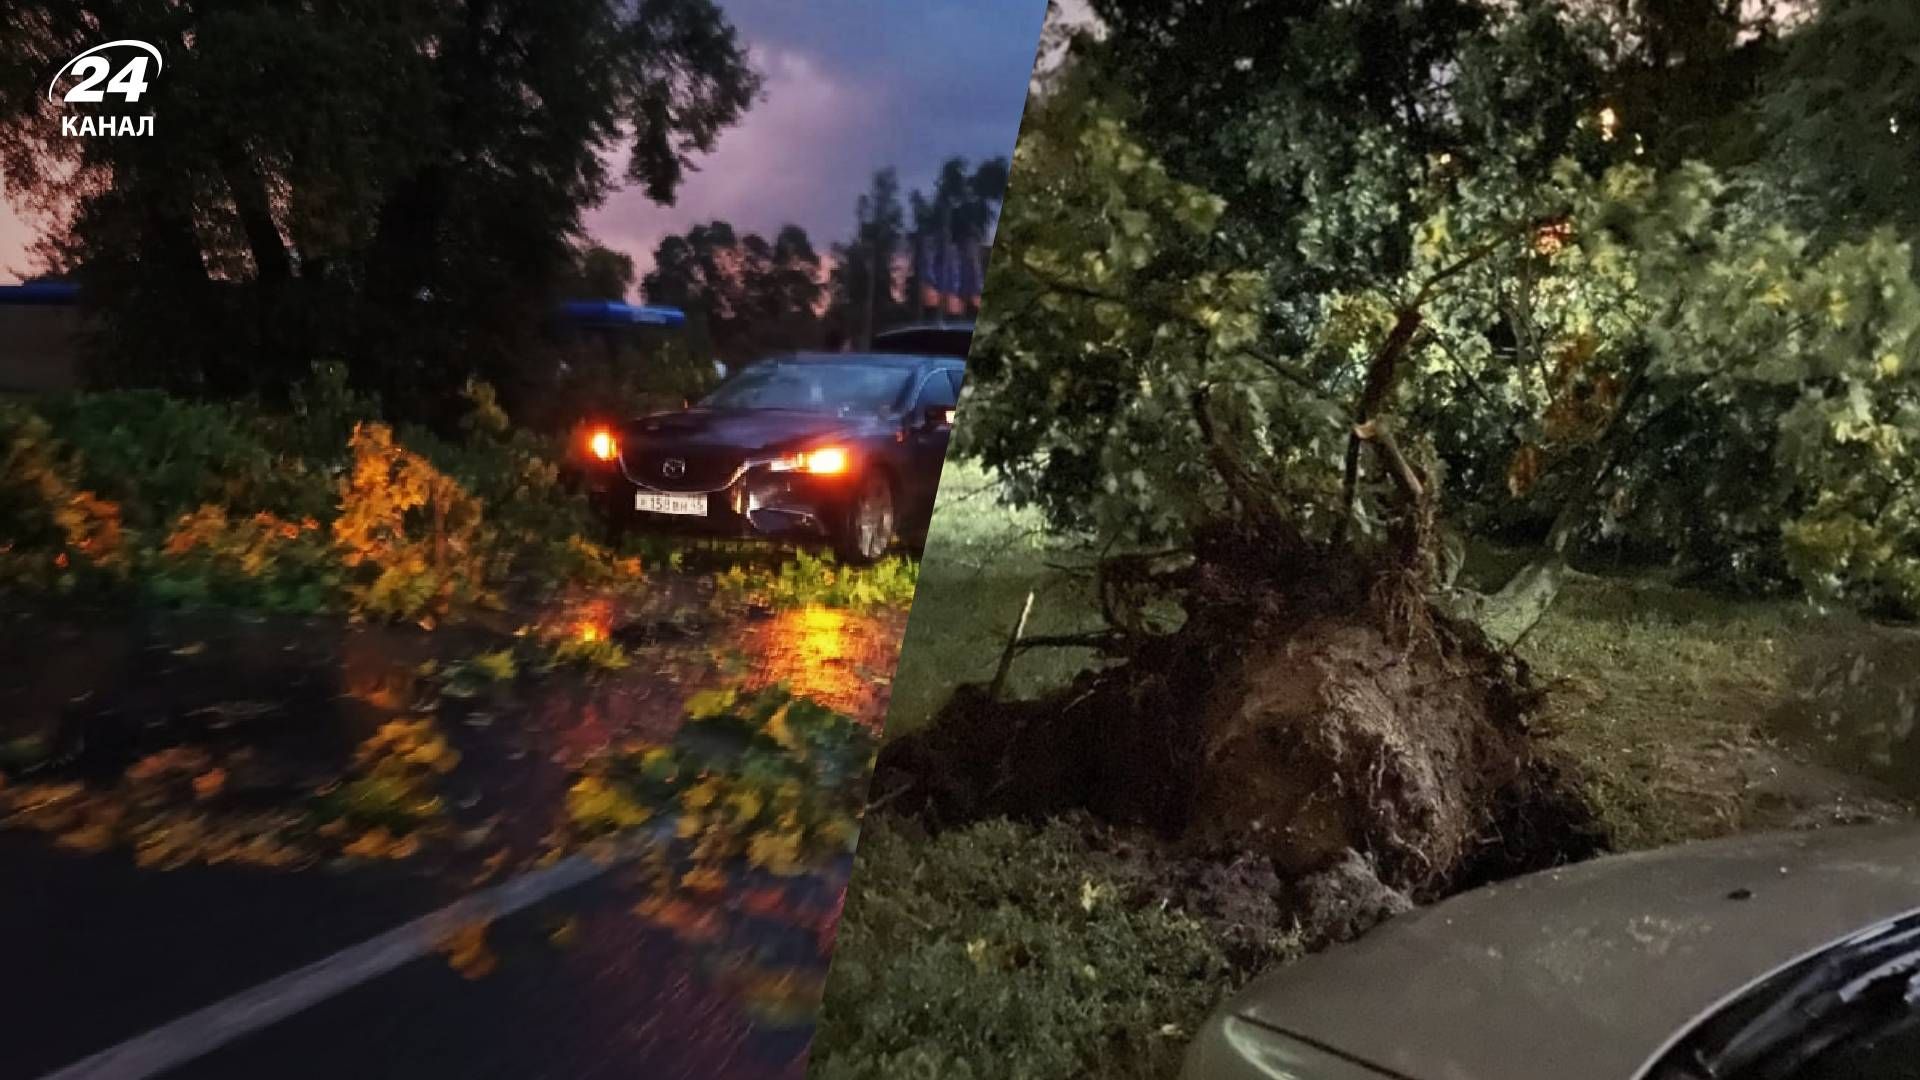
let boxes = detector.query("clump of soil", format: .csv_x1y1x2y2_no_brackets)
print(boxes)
872,533,1607,901
1042,810,1414,962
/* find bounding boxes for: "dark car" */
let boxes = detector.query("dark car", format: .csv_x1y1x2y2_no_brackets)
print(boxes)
870,321,975,359
1182,824,1920,1080
581,351,966,562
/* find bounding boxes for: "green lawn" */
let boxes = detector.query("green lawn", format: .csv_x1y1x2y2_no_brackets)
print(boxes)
883,460,1108,740
1519,571,1917,850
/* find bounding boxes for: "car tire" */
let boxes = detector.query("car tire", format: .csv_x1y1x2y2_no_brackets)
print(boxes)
835,470,895,565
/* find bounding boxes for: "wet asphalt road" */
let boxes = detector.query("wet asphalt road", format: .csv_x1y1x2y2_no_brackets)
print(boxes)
2,835,830,1080
172,868,827,1080
0,594,900,1080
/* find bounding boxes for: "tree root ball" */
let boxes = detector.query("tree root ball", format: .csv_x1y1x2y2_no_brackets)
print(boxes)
873,606,1605,899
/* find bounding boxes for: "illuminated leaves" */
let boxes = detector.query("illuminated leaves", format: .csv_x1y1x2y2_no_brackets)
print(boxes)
191,768,227,801
160,505,335,609
566,776,652,834
565,685,868,883
0,753,314,872
340,827,421,861
746,830,806,876
435,921,498,980
561,683,874,1025
0,402,130,589
357,719,461,775
308,718,458,860
438,648,520,698
711,550,919,614
332,422,499,621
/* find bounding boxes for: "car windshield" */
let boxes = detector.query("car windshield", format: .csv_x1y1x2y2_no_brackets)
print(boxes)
1648,912,1920,1080
873,328,973,358
699,362,911,416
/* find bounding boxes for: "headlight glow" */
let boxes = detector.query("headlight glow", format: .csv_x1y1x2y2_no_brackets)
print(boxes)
770,446,849,474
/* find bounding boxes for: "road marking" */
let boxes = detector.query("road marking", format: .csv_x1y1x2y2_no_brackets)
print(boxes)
35,830,665,1080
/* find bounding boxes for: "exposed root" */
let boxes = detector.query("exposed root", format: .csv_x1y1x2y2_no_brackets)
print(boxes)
875,543,1607,900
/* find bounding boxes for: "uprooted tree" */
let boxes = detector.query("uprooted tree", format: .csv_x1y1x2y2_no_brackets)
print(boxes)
878,0,1920,898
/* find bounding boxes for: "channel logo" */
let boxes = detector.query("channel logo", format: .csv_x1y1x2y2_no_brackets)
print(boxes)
47,39,163,137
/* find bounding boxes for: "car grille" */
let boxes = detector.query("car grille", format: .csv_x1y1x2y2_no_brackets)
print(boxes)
623,446,744,492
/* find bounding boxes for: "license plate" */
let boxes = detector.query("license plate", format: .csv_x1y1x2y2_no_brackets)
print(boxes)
635,491,707,517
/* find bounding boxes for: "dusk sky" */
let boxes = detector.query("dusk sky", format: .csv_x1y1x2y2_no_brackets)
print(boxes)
0,0,1048,287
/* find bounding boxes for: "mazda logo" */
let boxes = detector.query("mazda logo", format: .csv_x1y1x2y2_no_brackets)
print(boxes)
661,458,687,479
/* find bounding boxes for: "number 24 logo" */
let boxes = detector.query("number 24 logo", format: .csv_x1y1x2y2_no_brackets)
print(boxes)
47,40,164,105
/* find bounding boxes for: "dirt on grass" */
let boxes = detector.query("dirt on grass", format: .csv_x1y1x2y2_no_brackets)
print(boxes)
1080,819,1415,961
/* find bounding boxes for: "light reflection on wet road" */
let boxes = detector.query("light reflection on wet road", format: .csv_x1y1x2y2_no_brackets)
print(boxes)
0,577,906,1080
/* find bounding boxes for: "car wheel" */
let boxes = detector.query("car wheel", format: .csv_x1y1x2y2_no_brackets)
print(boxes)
836,471,895,564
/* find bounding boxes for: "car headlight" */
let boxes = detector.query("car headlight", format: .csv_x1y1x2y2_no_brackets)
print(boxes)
1182,1013,1396,1080
767,446,849,474
587,427,618,462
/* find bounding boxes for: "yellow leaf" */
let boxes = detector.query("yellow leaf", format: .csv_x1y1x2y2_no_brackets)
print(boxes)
680,865,728,894
57,822,114,854
763,705,803,753
192,768,227,801
725,789,765,823
685,688,737,719
343,827,395,859
681,779,722,811
436,921,496,980
747,830,806,876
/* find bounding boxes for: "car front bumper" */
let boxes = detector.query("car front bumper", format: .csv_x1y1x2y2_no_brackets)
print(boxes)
585,463,851,542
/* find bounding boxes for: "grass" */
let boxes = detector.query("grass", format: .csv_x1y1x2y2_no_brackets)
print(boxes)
881,461,1108,740
812,816,1295,1080
1518,569,1916,851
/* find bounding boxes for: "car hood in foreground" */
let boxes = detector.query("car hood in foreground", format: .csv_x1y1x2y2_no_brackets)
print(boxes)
622,408,882,453
1225,825,1920,1080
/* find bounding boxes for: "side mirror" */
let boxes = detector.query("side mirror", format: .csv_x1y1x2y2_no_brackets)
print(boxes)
921,405,954,430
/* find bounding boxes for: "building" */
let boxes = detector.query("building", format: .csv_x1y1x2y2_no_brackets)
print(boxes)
0,285,686,397
0,283,83,395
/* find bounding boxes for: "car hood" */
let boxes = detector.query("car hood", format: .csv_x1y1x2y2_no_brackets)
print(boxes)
622,408,882,453
1226,825,1920,1080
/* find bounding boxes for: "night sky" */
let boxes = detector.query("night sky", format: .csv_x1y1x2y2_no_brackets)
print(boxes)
0,0,1047,287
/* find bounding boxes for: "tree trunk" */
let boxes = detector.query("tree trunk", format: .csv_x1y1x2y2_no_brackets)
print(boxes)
1333,308,1425,549
220,152,292,283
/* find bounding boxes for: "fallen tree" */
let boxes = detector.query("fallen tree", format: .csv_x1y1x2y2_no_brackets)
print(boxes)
881,9,1920,897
